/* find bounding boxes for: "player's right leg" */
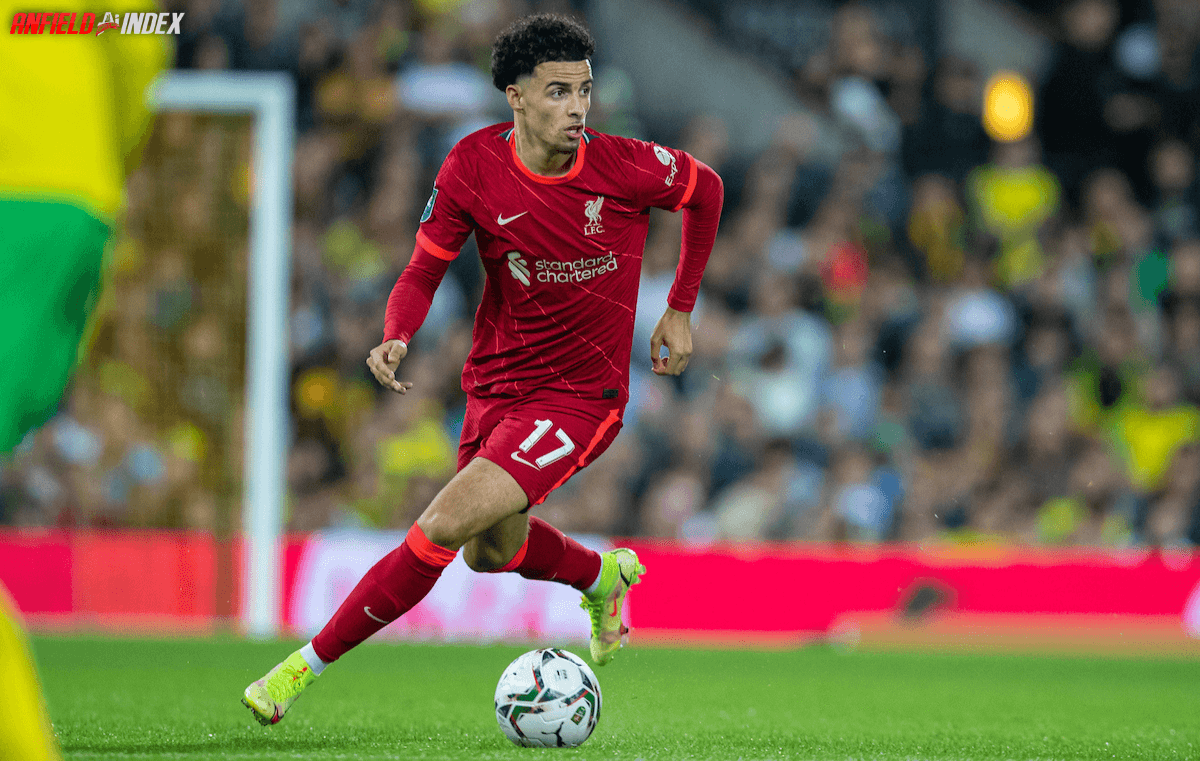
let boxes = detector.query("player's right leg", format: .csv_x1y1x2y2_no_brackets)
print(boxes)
457,396,645,665
578,547,646,665
0,584,63,760
242,457,528,726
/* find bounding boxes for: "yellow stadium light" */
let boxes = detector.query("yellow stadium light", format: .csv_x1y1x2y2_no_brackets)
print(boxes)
982,71,1034,143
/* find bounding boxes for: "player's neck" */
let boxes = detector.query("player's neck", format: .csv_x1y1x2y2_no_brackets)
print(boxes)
511,124,576,177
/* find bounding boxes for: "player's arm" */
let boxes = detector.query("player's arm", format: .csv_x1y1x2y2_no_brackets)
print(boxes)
650,158,724,375
369,151,474,392
93,0,172,176
367,242,453,393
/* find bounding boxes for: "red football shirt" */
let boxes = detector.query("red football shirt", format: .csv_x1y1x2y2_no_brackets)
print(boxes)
415,123,700,405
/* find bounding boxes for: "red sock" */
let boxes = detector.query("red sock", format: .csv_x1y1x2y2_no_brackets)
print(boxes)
489,516,602,591
310,524,456,663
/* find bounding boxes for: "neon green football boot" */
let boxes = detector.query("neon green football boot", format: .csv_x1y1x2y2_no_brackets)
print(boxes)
580,548,646,666
241,650,317,726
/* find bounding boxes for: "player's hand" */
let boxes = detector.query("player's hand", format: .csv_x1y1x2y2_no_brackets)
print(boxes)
650,307,692,376
367,339,413,393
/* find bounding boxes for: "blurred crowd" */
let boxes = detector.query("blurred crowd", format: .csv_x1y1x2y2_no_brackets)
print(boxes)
3,0,1200,549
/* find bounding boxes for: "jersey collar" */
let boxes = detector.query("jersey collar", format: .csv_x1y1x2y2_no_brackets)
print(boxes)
505,126,587,185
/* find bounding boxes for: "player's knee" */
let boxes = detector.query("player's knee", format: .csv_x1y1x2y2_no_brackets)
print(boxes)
462,540,508,573
416,512,469,550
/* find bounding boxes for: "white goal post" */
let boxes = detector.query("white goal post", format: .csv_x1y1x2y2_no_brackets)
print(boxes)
150,71,295,639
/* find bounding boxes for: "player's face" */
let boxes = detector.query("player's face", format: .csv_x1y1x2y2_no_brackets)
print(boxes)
510,60,592,154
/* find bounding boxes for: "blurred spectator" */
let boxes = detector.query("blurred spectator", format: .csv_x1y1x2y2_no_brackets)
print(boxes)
907,174,967,282
903,315,963,453
1110,363,1199,500
966,138,1060,289
902,56,990,186
1149,139,1199,245
1168,299,1200,405
396,23,504,162
639,466,708,542
711,439,795,541
943,257,1019,349
1037,0,1127,199
826,5,901,154
229,0,297,72
821,318,883,441
817,443,893,541
728,271,831,441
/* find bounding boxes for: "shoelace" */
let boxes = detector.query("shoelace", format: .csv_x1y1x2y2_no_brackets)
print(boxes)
269,664,310,702
579,596,606,633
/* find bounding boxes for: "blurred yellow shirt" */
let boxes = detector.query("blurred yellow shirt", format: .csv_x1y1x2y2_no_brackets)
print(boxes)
0,1,171,222
967,163,1060,287
1113,405,1200,491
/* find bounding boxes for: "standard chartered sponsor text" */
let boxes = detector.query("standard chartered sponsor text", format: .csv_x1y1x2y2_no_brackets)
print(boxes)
534,252,619,283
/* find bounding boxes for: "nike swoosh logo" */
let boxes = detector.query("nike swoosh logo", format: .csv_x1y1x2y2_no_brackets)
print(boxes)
364,606,388,624
511,451,539,469
497,212,527,225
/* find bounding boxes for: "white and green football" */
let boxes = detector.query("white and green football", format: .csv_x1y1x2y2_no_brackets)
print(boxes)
494,648,601,748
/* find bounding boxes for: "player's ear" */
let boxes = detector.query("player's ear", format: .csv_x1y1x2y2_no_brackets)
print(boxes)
505,83,524,113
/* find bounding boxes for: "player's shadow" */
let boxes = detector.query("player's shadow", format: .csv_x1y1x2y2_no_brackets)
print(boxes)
62,734,512,756
61,736,349,755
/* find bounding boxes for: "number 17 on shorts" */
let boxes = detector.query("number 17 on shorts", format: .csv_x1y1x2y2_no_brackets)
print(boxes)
511,419,575,469
461,396,623,506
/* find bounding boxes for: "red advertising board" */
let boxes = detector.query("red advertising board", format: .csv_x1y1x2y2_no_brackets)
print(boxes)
0,530,72,616
617,540,1200,653
2,529,1199,654
0,530,230,632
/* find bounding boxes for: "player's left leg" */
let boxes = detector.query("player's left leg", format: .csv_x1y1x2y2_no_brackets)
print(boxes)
461,511,529,572
464,512,646,666
464,512,601,589
243,457,528,725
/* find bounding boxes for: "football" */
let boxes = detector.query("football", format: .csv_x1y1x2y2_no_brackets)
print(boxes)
494,648,602,748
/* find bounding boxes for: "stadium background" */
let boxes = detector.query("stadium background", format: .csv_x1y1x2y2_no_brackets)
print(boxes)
5,0,1200,651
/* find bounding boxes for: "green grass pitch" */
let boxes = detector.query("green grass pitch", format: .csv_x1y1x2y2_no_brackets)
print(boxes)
33,635,1200,760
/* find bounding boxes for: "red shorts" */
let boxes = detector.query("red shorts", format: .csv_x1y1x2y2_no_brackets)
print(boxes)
458,394,624,507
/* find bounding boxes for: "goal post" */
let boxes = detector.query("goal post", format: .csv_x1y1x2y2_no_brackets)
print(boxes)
150,71,295,639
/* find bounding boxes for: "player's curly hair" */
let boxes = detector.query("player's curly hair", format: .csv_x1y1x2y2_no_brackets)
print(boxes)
490,14,595,92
